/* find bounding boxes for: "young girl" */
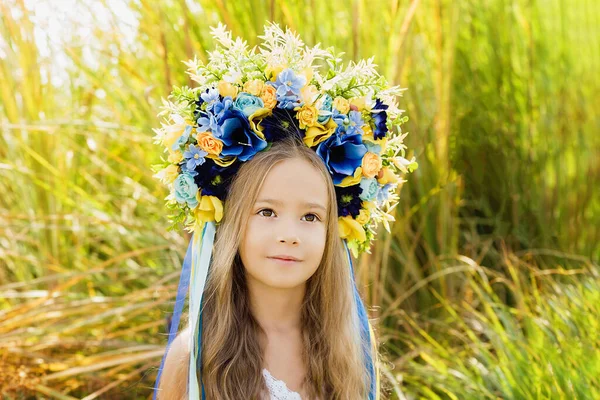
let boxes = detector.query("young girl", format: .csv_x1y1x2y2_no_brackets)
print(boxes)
157,136,376,399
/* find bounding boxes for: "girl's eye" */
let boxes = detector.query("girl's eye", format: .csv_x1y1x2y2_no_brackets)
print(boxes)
257,209,321,222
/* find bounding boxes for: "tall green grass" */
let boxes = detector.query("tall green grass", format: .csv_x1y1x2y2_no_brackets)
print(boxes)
1,0,598,397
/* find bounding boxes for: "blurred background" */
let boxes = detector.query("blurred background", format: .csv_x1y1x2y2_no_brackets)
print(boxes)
1,0,598,398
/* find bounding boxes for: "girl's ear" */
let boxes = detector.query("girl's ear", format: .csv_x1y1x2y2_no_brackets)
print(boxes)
157,327,191,400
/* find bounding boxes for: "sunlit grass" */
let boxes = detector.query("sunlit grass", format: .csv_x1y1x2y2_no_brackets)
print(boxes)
0,0,598,397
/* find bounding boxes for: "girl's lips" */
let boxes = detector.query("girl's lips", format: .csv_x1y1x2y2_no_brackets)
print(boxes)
268,257,300,265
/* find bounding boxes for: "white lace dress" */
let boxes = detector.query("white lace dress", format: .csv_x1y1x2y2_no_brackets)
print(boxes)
262,368,302,400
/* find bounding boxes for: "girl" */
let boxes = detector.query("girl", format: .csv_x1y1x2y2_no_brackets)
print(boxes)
157,135,377,399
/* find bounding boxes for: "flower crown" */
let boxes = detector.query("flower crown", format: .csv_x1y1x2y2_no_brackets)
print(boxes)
152,22,417,257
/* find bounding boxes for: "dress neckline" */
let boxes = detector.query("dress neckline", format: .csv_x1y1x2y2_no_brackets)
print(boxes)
262,368,302,398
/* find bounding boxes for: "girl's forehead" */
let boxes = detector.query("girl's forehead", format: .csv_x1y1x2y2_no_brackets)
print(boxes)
256,158,328,208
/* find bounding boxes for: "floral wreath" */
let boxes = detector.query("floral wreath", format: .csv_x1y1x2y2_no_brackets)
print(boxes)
152,22,418,257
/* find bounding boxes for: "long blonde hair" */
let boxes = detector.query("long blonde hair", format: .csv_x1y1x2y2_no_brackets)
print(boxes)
195,135,375,399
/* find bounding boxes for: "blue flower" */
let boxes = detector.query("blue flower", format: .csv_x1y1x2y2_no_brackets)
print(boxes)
345,111,366,136
316,132,367,185
331,108,347,127
372,99,389,140
193,158,241,201
359,178,378,201
317,94,333,124
171,125,192,151
260,108,303,143
197,112,221,136
183,144,208,170
201,88,221,112
376,183,394,205
268,68,306,110
173,173,199,208
335,184,362,218
234,92,264,117
216,108,267,161
212,96,234,120
272,68,305,96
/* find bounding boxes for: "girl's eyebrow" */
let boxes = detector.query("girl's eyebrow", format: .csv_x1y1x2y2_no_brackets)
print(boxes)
256,198,326,213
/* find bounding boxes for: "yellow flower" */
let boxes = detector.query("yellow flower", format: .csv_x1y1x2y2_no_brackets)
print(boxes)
300,67,313,84
196,131,223,156
362,124,374,140
332,97,350,114
266,64,286,81
356,209,370,225
248,107,272,139
161,115,192,150
361,152,382,178
208,154,237,167
167,150,183,164
349,96,367,111
295,104,319,129
300,85,319,105
260,85,277,109
338,167,363,187
218,80,238,99
154,164,179,185
303,118,337,147
194,194,224,223
338,215,366,243
377,166,400,185
243,79,265,97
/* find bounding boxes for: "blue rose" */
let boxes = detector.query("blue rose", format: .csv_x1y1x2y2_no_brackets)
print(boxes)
174,173,199,208
234,92,264,117
316,132,367,185
359,178,378,201
215,108,267,162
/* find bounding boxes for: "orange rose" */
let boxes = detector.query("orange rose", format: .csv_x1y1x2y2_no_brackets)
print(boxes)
261,85,277,109
295,104,319,129
361,152,382,178
196,131,223,156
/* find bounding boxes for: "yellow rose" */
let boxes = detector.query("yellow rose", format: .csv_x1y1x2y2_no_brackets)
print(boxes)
194,194,224,223
167,150,183,164
295,104,319,129
300,85,319,105
377,166,400,185
303,118,337,147
333,97,350,114
361,152,382,178
356,209,370,225
266,64,286,81
218,80,238,99
349,96,367,111
338,215,366,243
243,79,265,97
260,85,277,109
196,131,223,156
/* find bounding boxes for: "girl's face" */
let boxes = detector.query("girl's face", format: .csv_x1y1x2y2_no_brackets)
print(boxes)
239,157,329,290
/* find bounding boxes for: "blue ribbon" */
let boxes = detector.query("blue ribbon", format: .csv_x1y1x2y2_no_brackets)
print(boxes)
343,240,377,399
